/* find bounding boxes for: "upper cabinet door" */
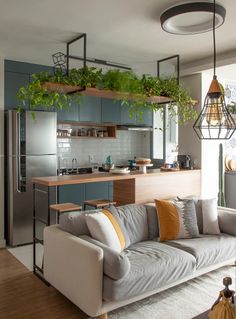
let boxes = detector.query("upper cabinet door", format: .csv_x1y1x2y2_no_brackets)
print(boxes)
136,108,153,126
101,99,121,124
79,96,101,123
5,72,30,110
57,96,80,122
120,105,137,125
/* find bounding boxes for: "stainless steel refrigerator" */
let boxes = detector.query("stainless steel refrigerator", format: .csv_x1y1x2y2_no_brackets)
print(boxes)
5,110,57,246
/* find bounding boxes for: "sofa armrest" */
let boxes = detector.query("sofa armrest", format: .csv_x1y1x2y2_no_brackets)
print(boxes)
44,225,103,317
217,206,236,236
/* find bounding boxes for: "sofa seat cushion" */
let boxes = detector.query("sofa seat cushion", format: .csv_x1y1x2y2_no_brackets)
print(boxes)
165,234,236,269
103,240,196,301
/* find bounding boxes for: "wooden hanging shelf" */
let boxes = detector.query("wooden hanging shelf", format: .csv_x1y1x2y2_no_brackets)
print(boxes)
42,82,172,104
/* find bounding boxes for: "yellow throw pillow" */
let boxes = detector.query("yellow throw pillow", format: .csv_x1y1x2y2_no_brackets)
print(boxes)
155,199,199,241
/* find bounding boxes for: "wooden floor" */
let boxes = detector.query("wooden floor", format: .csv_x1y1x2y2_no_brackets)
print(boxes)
0,249,88,319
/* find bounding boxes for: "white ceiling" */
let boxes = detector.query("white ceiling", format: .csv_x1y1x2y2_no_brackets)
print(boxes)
1,0,236,77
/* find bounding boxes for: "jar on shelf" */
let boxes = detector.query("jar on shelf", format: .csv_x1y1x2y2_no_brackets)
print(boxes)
81,128,87,136
91,128,97,137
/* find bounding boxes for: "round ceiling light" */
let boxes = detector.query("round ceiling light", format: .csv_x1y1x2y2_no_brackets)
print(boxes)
160,2,226,35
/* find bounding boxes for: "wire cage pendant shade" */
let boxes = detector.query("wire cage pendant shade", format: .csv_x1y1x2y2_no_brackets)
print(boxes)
193,76,236,139
193,0,236,139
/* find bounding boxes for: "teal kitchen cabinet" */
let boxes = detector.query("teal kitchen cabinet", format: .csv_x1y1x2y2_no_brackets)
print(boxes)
5,72,30,110
121,104,153,126
79,96,101,123
85,182,112,201
137,108,153,126
101,99,121,124
121,105,137,125
59,184,85,206
57,96,80,121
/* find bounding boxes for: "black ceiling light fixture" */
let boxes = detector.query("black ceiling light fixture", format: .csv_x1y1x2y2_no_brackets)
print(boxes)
160,1,226,35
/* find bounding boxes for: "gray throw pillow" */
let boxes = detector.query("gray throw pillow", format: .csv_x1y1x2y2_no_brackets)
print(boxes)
59,209,99,236
80,235,130,280
144,203,159,239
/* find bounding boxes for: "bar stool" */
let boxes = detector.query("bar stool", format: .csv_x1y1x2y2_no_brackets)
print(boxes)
50,203,82,223
83,199,116,210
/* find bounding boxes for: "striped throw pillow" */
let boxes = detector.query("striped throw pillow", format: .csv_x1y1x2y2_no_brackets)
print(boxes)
155,199,199,241
85,209,126,252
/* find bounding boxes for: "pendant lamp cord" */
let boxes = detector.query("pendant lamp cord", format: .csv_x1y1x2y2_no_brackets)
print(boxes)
213,0,216,77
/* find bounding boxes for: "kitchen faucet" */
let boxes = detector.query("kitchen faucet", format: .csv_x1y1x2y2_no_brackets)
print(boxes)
72,158,78,173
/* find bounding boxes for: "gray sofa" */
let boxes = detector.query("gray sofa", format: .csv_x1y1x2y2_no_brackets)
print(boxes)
44,203,236,319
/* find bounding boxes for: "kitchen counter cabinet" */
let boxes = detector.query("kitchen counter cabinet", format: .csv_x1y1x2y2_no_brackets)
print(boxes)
59,184,85,206
58,181,113,206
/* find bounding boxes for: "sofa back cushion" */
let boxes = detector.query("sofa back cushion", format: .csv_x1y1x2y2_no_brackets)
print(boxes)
112,204,149,246
59,210,91,236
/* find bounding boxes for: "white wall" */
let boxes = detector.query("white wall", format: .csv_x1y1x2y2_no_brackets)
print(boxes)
179,72,222,199
0,57,5,247
57,130,151,168
179,73,202,169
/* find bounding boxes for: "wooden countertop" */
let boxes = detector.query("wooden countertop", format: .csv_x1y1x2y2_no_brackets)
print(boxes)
32,169,200,187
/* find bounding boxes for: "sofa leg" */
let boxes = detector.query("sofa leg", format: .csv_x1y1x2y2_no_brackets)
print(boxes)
98,313,108,319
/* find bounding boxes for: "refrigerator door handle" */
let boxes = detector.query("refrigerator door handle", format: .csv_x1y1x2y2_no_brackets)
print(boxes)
16,112,22,193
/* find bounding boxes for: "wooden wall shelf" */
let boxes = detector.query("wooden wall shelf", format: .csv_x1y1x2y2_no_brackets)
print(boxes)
57,121,117,139
43,82,172,104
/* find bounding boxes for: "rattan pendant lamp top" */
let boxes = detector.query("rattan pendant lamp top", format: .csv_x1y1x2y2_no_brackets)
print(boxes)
193,0,236,139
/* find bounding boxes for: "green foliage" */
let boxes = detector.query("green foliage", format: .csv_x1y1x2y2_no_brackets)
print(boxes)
227,101,236,114
16,67,197,124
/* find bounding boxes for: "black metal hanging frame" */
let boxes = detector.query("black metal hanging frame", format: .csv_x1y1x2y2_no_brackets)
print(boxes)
54,33,132,74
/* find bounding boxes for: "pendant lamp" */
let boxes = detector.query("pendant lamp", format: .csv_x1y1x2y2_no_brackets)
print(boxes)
193,0,236,140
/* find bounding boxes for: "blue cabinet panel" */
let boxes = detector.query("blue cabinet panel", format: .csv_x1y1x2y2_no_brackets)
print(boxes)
85,182,110,200
79,96,101,122
101,99,121,124
59,184,85,206
5,71,30,110
136,108,153,126
121,105,137,125
57,96,80,121
5,59,53,75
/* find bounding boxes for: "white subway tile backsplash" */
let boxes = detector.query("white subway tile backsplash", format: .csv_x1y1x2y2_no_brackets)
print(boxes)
58,131,151,167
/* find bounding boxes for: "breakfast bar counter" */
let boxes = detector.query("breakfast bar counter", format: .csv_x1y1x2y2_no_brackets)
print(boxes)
32,169,201,205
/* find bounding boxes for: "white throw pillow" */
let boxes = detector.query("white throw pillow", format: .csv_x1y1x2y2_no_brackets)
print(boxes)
85,212,124,252
202,198,220,235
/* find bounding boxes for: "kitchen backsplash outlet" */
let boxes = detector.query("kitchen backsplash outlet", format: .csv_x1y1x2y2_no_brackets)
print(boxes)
57,130,150,167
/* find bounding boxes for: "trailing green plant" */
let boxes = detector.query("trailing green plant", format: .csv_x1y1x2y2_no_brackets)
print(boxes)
16,66,197,124
227,101,236,114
